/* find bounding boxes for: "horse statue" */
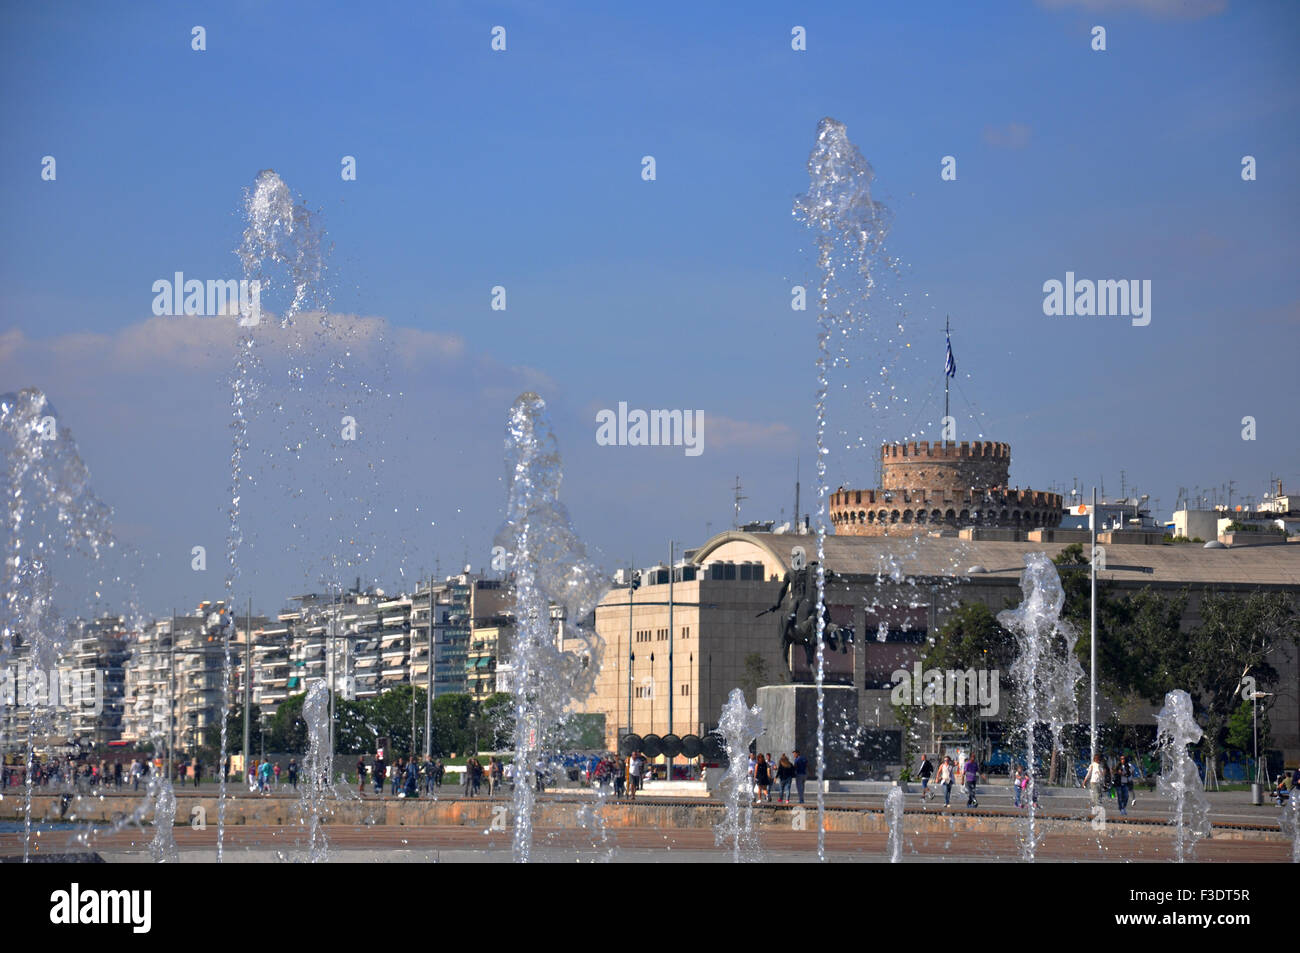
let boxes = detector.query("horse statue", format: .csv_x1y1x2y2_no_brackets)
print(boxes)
757,564,854,673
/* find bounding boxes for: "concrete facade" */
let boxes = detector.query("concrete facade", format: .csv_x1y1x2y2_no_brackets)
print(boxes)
571,531,1300,764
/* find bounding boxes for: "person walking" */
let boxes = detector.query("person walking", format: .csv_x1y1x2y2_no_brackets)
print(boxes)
193,758,202,788
793,749,808,805
274,762,281,787
486,757,498,797
1083,753,1105,809
357,757,367,795
1114,754,1133,816
1012,765,1024,808
1023,769,1039,808
258,757,273,795
403,758,418,798
936,756,955,807
114,761,123,789
628,752,642,799
613,756,626,798
288,758,299,792
776,754,795,804
919,754,934,802
435,759,445,789
754,754,771,805
373,757,385,795
963,754,980,808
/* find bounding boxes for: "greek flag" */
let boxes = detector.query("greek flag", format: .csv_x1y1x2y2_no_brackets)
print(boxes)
945,334,956,378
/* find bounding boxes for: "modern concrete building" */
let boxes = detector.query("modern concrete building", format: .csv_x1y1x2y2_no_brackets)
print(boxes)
571,530,1300,765
1172,508,1220,542
64,615,130,746
120,602,267,754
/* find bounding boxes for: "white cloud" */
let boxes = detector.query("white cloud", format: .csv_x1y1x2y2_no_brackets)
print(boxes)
707,414,798,451
982,122,1032,150
1035,0,1227,20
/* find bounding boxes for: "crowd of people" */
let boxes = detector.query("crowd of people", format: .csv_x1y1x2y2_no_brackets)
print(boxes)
916,754,985,808
746,750,810,804
914,752,1156,812
2,756,134,790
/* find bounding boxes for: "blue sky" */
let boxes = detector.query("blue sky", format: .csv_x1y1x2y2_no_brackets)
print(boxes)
2,0,1297,620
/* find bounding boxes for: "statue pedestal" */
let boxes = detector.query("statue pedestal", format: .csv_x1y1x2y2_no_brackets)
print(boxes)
756,684,860,779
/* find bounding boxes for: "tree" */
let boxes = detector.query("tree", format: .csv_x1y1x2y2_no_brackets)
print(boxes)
1080,587,1299,776
1225,698,1270,756
921,602,1015,756
429,692,475,755
478,692,515,750
333,696,369,753
1053,546,1188,720
212,702,262,754
266,692,308,753
1176,590,1299,774
365,685,424,756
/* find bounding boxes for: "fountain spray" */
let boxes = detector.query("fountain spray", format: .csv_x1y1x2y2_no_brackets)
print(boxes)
496,393,607,863
793,118,891,860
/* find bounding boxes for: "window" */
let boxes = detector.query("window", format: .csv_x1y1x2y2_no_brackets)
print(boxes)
680,683,690,696
681,626,690,640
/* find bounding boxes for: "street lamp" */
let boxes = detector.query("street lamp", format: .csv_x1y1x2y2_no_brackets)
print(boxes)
1252,690,1273,800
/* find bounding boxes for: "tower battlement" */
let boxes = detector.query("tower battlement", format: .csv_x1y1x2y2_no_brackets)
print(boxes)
830,439,1059,536
880,441,1011,461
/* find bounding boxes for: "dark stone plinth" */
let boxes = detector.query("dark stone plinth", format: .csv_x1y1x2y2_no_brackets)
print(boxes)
756,684,861,779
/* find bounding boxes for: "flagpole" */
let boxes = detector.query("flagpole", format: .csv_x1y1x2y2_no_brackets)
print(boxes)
944,316,950,436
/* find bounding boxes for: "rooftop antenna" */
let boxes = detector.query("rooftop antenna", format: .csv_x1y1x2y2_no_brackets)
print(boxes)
1120,469,1127,501
794,459,801,536
733,476,747,529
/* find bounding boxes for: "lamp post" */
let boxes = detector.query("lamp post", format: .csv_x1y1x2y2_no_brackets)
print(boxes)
1253,690,1273,795
425,575,434,759
1090,486,1097,762
626,567,638,735
242,597,251,784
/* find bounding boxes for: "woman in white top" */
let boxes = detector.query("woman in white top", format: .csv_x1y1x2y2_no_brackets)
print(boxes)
935,756,955,807
1083,754,1106,807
